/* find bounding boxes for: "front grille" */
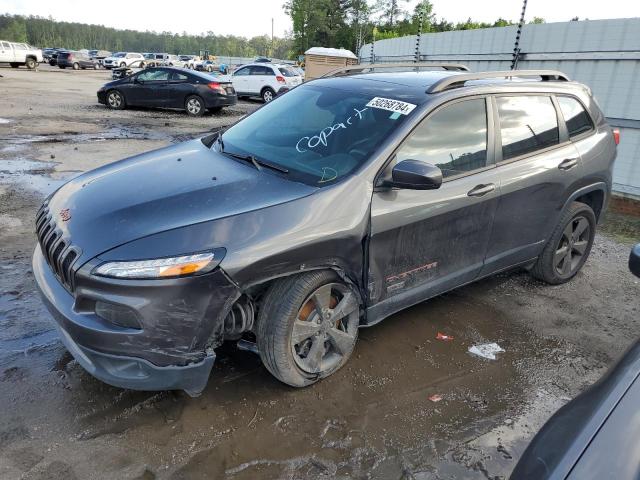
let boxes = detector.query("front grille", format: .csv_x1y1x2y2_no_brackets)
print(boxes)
35,205,80,292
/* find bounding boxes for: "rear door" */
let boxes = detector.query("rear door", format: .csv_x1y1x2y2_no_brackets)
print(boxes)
248,65,273,94
0,42,15,62
166,71,194,108
368,97,500,317
481,94,583,274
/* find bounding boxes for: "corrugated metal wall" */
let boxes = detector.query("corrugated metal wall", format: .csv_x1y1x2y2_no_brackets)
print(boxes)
359,18,640,198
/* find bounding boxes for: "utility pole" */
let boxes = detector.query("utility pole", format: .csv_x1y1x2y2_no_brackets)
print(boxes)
511,0,528,70
371,27,377,64
414,5,425,63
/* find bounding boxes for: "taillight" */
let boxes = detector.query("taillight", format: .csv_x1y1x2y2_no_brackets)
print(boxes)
276,75,286,84
613,128,620,145
207,81,226,95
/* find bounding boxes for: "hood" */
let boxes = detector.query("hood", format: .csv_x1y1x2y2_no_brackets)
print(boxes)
45,139,317,264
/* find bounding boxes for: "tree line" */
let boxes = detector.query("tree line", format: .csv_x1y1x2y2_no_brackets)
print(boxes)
285,0,547,57
0,14,292,59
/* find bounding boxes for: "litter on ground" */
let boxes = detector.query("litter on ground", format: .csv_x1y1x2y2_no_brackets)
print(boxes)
468,343,505,360
436,332,454,341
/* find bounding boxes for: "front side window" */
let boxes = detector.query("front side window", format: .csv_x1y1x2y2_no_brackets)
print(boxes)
14,43,26,50
558,96,594,138
395,99,488,178
1,42,10,49
497,96,559,160
137,69,170,82
220,84,414,186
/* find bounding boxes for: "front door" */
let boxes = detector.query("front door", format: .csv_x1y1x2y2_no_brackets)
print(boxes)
0,41,14,63
126,69,171,107
248,65,273,94
367,97,500,322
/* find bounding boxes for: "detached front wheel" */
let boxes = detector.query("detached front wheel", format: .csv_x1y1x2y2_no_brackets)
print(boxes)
257,270,360,387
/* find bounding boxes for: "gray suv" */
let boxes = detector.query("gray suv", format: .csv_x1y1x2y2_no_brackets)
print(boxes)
33,64,618,396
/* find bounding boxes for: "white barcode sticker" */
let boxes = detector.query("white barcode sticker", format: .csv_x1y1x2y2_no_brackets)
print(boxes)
366,97,417,115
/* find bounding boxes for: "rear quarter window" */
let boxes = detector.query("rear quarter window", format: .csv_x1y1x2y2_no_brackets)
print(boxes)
558,96,594,138
497,96,559,160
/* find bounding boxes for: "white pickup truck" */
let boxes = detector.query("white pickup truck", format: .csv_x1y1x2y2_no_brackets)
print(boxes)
0,40,43,69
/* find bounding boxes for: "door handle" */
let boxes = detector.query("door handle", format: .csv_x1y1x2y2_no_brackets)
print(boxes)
558,158,579,170
467,183,496,197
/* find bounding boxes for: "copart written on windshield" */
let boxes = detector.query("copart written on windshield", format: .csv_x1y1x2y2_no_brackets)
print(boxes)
295,106,368,153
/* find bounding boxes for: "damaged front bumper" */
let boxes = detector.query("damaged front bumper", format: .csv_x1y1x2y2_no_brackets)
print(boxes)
33,245,239,396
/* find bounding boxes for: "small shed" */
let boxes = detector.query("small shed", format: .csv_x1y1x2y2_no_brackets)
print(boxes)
304,47,358,80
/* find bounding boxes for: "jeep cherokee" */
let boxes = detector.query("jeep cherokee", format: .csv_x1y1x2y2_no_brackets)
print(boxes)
33,64,618,396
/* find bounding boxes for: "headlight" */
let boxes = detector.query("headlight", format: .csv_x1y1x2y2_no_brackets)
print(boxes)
93,252,221,279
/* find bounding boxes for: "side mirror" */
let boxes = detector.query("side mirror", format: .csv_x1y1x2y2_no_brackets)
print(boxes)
387,159,443,190
630,244,640,278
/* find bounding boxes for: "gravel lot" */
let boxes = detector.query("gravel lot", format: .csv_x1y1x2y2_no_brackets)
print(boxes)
0,64,638,480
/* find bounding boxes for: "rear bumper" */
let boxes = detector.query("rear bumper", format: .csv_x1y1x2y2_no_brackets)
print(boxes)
33,245,238,396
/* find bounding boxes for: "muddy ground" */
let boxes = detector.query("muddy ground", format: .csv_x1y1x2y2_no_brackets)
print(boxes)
0,64,638,480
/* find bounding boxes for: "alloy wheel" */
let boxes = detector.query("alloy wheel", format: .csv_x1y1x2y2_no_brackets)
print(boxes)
186,98,202,115
107,92,122,108
291,283,359,374
554,216,590,276
263,90,274,102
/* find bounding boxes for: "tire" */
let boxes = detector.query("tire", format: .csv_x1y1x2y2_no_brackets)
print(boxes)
257,270,360,387
94,63,99,70
119,62,126,68
49,59,56,66
261,87,275,103
184,95,205,116
72,62,79,70
25,58,36,69
106,89,126,110
530,201,596,285
139,61,146,69
10,63,19,68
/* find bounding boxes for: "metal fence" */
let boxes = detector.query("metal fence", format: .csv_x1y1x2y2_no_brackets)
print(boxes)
359,18,640,198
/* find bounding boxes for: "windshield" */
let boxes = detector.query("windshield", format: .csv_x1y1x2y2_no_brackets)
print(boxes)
219,84,413,186
114,52,126,57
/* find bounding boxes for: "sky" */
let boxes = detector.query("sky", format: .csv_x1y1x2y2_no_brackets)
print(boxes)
0,0,638,38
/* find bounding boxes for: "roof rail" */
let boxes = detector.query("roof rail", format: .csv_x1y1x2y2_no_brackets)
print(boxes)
321,62,469,78
426,70,570,93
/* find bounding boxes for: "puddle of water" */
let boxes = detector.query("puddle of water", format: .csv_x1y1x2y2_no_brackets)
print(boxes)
0,158,66,195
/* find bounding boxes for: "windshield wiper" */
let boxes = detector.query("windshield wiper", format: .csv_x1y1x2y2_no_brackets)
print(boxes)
217,136,289,174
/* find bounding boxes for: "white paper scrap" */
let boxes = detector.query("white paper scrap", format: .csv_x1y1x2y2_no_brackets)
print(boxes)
468,343,505,360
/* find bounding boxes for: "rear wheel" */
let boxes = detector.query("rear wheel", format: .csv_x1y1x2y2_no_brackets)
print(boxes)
73,63,80,70
185,95,205,116
261,87,275,103
257,270,360,387
106,90,126,110
25,58,36,69
530,201,596,284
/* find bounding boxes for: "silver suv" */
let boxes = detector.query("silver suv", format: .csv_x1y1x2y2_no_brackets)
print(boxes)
33,64,617,396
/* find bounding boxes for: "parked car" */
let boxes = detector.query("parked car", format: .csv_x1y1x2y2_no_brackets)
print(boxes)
512,243,640,480
102,52,145,69
231,62,303,102
88,49,111,65
164,54,185,67
179,55,197,69
46,48,66,66
33,65,617,397
97,66,236,116
57,51,98,70
196,60,218,73
0,40,42,69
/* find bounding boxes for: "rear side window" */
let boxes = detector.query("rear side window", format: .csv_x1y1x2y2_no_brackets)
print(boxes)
396,99,488,178
497,96,559,160
171,72,190,81
558,96,594,138
278,67,297,77
251,66,274,76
